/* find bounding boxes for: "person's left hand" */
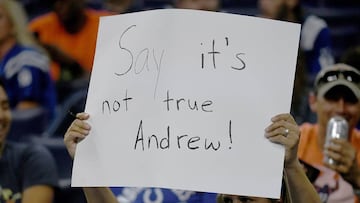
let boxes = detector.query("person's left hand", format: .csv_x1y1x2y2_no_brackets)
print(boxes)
324,138,360,186
265,113,300,169
64,113,91,159
324,138,357,173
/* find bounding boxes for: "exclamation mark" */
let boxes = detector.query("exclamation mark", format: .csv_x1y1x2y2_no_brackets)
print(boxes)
229,120,233,149
200,42,204,69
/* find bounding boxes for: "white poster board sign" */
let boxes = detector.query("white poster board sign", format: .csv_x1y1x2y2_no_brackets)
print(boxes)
72,9,300,199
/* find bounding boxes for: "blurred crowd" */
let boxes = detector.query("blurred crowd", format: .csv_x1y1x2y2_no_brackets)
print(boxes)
0,0,359,203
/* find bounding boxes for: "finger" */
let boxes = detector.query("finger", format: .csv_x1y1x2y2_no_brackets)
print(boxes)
267,134,288,145
67,119,91,134
265,119,287,132
336,164,351,174
326,140,356,163
266,129,299,147
325,162,350,174
265,125,287,138
66,131,87,143
325,142,342,153
271,113,295,123
265,125,299,149
64,121,90,144
324,149,353,172
68,128,89,140
265,121,297,137
75,112,90,120
324,149,342,163
74,119,91,131
330,138,349,146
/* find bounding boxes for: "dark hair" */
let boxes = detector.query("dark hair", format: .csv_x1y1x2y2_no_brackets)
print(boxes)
292,2,303,23
276,1,303,23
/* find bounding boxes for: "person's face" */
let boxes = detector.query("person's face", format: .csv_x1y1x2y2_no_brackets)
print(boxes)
176,0,219,11
221,195,274,203
0,4,14,45
0,86,11,144
258,0,285,19
310,88,360,132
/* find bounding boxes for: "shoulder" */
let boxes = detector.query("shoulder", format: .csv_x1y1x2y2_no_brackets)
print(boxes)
3,142,58,188
22,144,53,159
20,143,57,171
3,142,52,163
4,141,28,156
28,12,58,30
22,143,59,189
3,45,49,79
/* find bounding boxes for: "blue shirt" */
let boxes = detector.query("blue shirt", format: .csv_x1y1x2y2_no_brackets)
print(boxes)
111,187,217,203
0,44,56,120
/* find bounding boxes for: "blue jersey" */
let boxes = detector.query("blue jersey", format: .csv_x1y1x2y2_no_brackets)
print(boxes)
111,187,217,203
0,44,56,120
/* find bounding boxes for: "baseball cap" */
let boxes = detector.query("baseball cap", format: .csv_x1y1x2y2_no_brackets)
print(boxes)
314,63,360,101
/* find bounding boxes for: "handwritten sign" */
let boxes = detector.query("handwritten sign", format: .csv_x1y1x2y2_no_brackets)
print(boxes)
72,9,300,199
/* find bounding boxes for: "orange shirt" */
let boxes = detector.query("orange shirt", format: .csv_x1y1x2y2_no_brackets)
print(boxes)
29,9,110,79
299,123,360,203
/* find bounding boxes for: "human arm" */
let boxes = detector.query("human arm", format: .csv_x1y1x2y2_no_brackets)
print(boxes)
16,101,39,110
265,113,321,203
64,112,119,203
83,187,119,203
20,144,58,203
22,185,54,203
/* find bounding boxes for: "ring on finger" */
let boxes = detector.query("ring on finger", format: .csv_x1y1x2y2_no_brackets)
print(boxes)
283,128,289,137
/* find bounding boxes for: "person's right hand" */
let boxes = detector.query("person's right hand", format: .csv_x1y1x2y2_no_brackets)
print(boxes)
64,112,91,159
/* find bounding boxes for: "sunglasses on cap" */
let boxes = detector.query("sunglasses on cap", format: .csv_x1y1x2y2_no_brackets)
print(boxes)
316,70,360,87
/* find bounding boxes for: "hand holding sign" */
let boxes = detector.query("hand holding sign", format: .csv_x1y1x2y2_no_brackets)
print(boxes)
72,9,300,199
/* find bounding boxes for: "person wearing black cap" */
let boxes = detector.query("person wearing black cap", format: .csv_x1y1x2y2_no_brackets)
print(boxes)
298,63,360,203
